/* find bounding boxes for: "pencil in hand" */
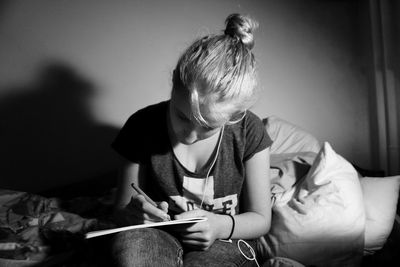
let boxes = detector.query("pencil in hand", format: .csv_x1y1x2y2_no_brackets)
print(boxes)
130,183,171,221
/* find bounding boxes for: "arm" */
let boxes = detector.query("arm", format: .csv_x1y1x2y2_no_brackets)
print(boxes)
113,158,169,226
230,146,272,238
175,147,271,249
114,158,139,210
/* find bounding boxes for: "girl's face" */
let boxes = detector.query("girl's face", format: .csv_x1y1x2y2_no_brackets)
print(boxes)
169,89,222,145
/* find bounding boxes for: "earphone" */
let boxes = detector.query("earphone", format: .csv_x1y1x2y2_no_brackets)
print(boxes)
199,125,225,209
238,239,260,267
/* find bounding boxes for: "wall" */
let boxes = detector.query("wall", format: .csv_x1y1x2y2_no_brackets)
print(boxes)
396,1,400,173
0,0,372,192
367,0,400,175
384,0,400,174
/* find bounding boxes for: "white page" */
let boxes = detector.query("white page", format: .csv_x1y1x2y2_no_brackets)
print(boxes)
85,217,207,239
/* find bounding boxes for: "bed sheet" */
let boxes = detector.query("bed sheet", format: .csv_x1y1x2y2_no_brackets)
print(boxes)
0,189,115,264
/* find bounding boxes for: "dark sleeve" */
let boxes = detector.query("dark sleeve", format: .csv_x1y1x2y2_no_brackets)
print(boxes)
243,111,272,161
111,111,145,163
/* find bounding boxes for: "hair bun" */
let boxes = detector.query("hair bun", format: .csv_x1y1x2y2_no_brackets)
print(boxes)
224,13,258,50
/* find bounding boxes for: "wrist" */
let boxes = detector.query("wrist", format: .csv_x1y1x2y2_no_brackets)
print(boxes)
224,214,235,240
216,213,235,240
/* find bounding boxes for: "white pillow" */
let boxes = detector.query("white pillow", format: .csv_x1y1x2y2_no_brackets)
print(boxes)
263,116,321,154
261,142,365,266
360,176,400,254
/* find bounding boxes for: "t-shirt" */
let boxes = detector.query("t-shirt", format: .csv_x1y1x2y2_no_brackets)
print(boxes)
112,100,272,215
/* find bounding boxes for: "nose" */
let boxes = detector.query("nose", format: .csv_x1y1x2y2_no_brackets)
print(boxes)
183,128,198,143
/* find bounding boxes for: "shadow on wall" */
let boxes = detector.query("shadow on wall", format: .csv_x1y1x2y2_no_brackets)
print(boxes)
0,62,121,193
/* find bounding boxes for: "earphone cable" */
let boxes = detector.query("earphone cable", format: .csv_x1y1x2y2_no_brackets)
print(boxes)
200,125,224,209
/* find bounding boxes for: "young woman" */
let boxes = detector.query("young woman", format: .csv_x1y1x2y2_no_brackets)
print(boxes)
111,13,272,266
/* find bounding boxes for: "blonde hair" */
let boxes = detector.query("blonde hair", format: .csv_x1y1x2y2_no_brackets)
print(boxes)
172,14,259,128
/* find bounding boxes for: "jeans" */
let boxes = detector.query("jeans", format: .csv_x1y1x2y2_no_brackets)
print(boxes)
110,228,261,267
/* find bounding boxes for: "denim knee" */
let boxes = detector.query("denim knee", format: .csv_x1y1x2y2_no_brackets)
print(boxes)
111,228,183,267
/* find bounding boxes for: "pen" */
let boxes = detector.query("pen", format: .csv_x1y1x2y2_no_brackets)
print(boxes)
131,183,158,206
130,183,170,221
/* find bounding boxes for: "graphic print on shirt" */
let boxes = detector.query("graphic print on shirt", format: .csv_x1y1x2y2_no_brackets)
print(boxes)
169,175,237,215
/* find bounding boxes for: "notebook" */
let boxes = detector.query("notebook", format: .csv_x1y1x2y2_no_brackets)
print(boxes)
85,217,207,239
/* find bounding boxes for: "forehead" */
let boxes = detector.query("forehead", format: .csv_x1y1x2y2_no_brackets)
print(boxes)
171,89,226,129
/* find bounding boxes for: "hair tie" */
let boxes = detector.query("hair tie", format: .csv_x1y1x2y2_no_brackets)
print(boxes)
225,213,235,240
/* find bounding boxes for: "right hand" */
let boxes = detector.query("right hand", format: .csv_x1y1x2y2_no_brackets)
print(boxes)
117,194,170,225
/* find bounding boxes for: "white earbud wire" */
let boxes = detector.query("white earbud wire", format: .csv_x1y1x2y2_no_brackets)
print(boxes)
199,125,224,209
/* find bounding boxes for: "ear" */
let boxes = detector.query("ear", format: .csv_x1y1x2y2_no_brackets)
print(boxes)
172,68,180,85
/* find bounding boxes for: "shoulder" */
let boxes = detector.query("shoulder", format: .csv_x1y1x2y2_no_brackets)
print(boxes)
126,100,169,125
242,111,270,143
120,100,170,142
111,100,169,162
244,110,264,129
224,110,264,136
229,110,272,161
230,110,266,136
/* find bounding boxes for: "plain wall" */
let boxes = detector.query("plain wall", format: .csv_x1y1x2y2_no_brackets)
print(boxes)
0,0,372,192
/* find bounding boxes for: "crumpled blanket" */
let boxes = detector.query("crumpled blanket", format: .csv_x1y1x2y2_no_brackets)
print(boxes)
0,190,115,262
269,152,317,204
257,152,317,262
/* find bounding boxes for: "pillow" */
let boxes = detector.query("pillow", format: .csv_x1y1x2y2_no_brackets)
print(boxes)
263,116,321,154
360,175,400,254
260,142,365,267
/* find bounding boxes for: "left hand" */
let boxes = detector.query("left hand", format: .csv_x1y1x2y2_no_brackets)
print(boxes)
173,209,221,251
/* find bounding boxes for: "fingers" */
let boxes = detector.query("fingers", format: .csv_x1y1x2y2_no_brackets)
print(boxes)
157,201,171,220
180,233,213,251
129,195,170,222
173,221,209,235
179,231,210,241
158,201,169,213
173,209,208,232
173,217,212,240
173,210,216,250
174,209,207,220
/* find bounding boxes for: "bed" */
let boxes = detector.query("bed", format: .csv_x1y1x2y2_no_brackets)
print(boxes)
0,116,399,267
